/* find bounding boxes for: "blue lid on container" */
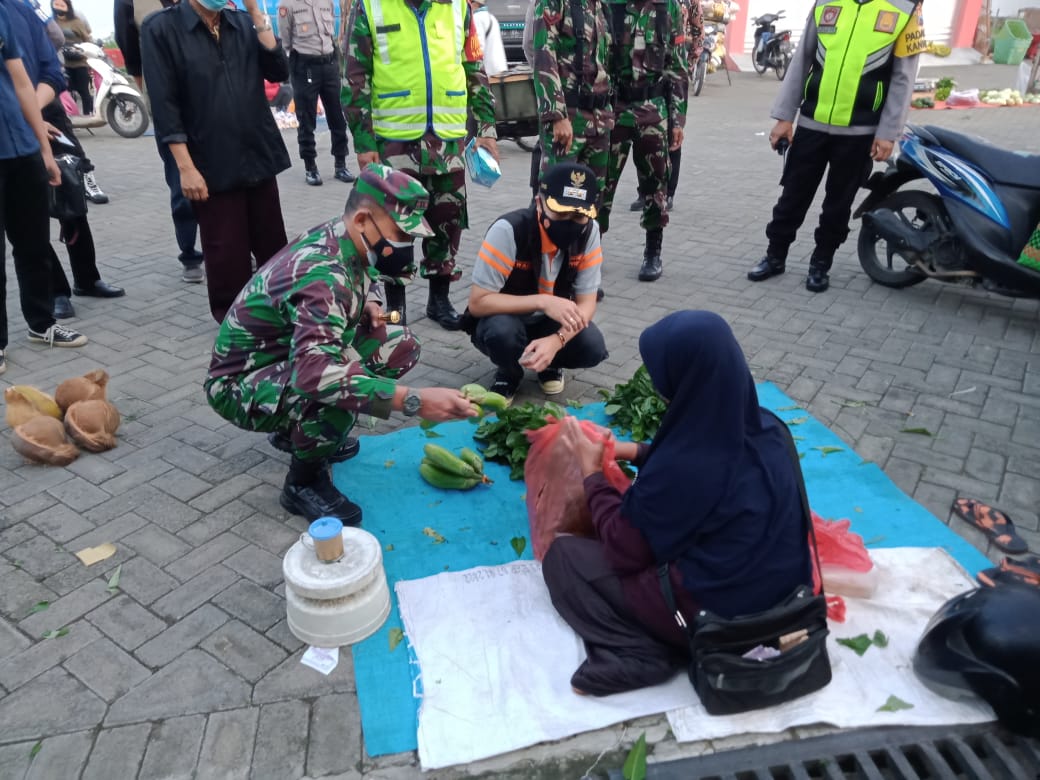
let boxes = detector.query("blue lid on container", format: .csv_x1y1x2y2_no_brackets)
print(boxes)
309,516,344,541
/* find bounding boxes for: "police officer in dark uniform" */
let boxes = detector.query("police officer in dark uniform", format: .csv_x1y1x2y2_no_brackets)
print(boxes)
278,0,354,185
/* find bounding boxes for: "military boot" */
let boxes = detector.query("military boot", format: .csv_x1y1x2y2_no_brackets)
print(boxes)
426,277,462,330
638,229,663,282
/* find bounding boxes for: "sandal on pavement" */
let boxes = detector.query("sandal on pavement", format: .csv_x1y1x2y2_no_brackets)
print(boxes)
952,498,1029,555
977,556,1040,588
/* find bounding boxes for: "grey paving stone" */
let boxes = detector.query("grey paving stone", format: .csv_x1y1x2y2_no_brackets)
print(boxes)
0,564,57,626
152,564,239,622
19,579,113,639
85,593,166,651
1,493,59,525
26,503,96,544
41,547,134,597
138,714,206,780
106,650,252,726
23,729,93,780
251,701,309,780
0,617,29,659
264,618,305,653
46,477,112,513
0,666,106,743
165,533,248,583
0,740,34,779
155,466,215,503
212,579,284,632
134,604,229,668
177,500,256,547
0,620,102,691
124,524,193,567
253,648,356,705
189,475,263,514
964,448,1007,487
65,454,126,485
64,636,152,701
2,535,75,579
81,723,150,780
196,707,259,780
231,515,301,556
113,556,181,606
201,620,285,683
224,544,283,587
66,511,149,550
307,694,363,778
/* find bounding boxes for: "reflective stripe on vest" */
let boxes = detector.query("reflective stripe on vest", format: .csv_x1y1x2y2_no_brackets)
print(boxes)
804,0,914,128
363,0,468,140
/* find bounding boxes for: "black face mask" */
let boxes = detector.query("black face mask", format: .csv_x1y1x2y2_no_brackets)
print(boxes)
363,219,415,278
541,214,587,249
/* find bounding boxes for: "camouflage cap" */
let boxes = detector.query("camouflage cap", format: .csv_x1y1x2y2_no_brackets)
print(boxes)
353,163,434,238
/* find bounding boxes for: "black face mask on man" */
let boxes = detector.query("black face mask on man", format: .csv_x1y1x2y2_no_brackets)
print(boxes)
539,208,588,249
363,218,415,277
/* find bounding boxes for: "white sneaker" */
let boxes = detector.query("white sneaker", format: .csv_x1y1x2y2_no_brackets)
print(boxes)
537,369,565,396
182,265,205,283
82,172,109,204
27,324,88,347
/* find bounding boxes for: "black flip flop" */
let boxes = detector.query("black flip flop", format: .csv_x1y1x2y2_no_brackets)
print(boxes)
977,556,1040,588
952,498,1029,555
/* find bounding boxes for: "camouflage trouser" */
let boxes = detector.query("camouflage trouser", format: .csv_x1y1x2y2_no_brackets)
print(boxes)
598,97,671,234
538,110,611,194
204,322,420,461
379,140,467,282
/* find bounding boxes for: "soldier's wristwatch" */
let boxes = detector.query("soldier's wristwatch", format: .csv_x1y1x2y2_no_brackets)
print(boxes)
402,389,423,417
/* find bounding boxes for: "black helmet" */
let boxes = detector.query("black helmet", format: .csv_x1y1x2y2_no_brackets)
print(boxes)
913,585,1040,737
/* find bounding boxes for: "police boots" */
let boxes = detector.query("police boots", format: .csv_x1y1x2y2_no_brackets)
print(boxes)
280,455,362,527
426,277,462,330
806,253,832,293
385,282,407,325
638,229,663,282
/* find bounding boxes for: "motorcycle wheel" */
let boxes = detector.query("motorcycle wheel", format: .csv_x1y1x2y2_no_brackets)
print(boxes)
775,52,790,81
857,190,939,288
692,58,706,97
514,137,538,152
751,41,768,74
106,94,149,138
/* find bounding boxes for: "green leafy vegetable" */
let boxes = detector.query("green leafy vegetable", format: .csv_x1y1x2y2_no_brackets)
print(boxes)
388,627,404,651
837,399,871,408
622,732,648,780
29,742,42,760
814,446,844,456
877,694,913,712
872,630,889,648
787,417,809,425
473,401,565,480
424,430,444,439
41,627,70,640
776,405,802,411
28,601,49,616
836,634,873,656
598,366,667,442
107,564,122,594
419,419,438,430
510,536,526,558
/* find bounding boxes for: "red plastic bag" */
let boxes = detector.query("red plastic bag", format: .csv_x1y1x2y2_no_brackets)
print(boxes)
809,512,874,623
524,417,633,560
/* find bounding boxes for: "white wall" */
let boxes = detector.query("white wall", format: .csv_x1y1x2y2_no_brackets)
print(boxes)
992,0,1038,15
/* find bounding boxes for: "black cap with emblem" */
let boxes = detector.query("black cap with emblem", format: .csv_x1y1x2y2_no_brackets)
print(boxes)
538,162,599,219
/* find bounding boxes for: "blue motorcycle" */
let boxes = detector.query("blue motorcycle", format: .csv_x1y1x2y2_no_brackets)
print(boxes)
854,124,1040,297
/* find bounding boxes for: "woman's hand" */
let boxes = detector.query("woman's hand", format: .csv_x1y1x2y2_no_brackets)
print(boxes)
558,416,605,478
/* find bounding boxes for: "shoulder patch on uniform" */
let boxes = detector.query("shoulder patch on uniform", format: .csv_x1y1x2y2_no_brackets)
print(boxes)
874,10,897,33
818,5,840,34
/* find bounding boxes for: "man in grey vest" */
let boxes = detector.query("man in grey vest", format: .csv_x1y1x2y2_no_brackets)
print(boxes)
277,0,353,186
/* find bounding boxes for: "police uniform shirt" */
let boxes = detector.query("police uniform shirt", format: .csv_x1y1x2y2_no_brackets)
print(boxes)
278,0,336,56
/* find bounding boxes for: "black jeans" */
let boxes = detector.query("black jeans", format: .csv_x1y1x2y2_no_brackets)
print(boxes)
765,126,875,269
471,314,608,379
290,53,348,167
0,153,56,349
66,66,94,115
157,140,202,267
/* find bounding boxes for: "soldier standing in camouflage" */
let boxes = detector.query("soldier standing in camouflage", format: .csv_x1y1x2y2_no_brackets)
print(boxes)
531,0,613,187
601,0,688,282
343,0,499,331
278,0,354,186
205,164,477,526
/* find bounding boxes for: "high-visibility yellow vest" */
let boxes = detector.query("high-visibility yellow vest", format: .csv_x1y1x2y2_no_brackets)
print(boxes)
362,0,469,140
802,0,917,128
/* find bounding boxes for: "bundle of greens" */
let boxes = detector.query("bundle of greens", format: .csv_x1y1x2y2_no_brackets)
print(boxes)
473,401,565,480
598,365,666,442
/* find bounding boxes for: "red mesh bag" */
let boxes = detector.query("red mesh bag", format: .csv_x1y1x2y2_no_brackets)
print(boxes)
524,418,633,560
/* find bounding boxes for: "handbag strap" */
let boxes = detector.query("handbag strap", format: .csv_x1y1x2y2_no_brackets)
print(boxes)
658,409,826,632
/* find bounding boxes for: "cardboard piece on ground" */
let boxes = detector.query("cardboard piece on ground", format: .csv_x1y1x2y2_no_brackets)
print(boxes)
75,543,116,566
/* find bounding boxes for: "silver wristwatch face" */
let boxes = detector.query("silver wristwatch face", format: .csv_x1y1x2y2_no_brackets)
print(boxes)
403,391,422,416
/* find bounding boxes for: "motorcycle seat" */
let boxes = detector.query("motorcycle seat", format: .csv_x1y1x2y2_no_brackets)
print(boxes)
925,125,1040,190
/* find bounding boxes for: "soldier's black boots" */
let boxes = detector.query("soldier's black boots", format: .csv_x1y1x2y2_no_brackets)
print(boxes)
638,229,663,282
426,276,462,330
268,431,360,463
747,254,786,282
806,257,831,293
280,456,363,526
385,282,407,325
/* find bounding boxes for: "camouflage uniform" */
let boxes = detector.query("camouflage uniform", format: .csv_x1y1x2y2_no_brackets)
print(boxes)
531,0,614,187
600,0,688,235
343,1,496,283
204,165,433,464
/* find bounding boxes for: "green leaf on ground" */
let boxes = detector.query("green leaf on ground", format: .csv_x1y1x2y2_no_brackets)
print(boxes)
385,544,394,552
622,732,648,780
424,430,444,439
837,634,873,656
603,404,622,416
787,417,809,425
29,742,42,760
872,630,889,648
28,601,50,616
814,446,844,456
107,564,122,593
877,695,913,712
900,427,933,436
776,405,802,411
838,399,872,408
854,506,863,513
565,399,584,409
510,536,526,558
384,460,395,468
422,527,446,544
792,436,805,441
388,628,404,652
419,419,438,430
41,627,70,640
863,535,886,546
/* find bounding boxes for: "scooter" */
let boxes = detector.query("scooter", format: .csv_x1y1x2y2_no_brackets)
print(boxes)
691,21,731,97
61,41,149,138
854,124,1040,298
751,11,792,81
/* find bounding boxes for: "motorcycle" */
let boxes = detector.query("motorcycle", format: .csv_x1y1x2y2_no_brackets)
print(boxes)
61,41,149,138
854,124,1040,298
751,11,792,81
691,21,731,97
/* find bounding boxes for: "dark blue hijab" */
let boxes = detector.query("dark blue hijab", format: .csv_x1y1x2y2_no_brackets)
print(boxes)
621,311,811,617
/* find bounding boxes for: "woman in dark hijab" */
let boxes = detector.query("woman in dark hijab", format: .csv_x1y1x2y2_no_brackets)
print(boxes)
542,310,812,696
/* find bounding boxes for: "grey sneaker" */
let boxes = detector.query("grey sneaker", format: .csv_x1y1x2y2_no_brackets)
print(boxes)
82,171,109,204
0,349,6,375
182,265,205,283
27,323,87,347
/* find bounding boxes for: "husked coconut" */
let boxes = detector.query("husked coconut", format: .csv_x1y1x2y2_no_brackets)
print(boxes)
64,400,121,452
12,416,79,466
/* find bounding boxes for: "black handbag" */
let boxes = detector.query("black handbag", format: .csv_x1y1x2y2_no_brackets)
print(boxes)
48,154,88,222
659,410,832,715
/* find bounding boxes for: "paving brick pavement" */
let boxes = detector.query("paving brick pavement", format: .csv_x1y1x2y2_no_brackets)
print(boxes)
1,63,1038,778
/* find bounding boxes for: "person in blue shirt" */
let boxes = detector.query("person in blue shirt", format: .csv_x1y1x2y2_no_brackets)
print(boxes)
3,0,125,319
0,0,87,376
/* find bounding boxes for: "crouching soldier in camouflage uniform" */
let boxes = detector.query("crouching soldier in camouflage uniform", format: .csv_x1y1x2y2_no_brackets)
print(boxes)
343,0,499,331
601,0,688,282
204,165,477,526
531,0,614,187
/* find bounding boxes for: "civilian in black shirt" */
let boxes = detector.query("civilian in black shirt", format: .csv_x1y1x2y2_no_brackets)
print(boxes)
142,0,291,323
